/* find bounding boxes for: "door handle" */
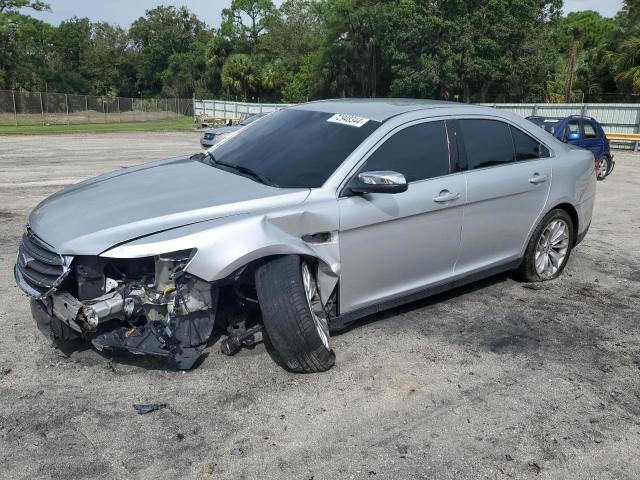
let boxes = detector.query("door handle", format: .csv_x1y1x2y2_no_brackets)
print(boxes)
529,174,549,185
433,190,461,203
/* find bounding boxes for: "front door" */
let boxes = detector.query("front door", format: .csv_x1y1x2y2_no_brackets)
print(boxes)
338,120,465,314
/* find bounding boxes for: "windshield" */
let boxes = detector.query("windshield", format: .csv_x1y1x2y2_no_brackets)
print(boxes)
239,114,264,126
529,117,561,134
206,109,381,188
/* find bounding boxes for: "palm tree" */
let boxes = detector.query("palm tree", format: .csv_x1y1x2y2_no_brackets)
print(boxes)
607,35,640,92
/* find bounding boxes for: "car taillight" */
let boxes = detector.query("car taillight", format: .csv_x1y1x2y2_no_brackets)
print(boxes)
594,160,598,176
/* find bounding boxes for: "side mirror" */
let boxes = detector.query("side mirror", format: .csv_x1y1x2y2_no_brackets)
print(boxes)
349,171,408,195
567,132,581,141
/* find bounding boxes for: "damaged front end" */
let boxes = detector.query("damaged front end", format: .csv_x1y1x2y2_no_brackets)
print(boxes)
16,230,218,369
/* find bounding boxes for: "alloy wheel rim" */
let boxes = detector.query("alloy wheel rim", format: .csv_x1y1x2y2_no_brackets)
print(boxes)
534,219,569,278
301,262,330,350
598,158,608,177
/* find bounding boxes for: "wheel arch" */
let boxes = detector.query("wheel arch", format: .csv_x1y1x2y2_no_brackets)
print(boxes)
520,201,580,259
549,202,579,245
196,243,340,308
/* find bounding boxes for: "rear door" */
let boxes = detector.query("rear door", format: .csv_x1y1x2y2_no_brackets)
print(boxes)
455,119,552,275
563,119,582,145
338,120,465,313
581,120,605,160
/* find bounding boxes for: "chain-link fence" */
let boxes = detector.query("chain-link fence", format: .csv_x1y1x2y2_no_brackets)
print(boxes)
0,90,194,127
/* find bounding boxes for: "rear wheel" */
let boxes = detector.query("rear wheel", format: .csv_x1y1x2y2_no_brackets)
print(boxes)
517,209,574,282
597,156,609,180
255,255,335,373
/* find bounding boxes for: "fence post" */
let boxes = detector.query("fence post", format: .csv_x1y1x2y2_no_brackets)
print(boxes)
259,99,263,114
234,98,238,120
636,110,640,152
117,97,121,123
103,98,107,123
12,90,18,127
65,94,69,125
39,91,45,125
85,95,89,123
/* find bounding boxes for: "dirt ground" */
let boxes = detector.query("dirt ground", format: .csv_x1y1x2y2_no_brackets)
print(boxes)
0,133,639,480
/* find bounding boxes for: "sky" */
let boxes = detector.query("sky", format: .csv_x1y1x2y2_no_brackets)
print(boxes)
23,0,625,27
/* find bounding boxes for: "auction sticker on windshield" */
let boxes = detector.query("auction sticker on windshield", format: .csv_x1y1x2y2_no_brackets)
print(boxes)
327,113,369,128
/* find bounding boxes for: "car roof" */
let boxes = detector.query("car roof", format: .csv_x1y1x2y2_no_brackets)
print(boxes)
292,98,471,122
529,115,599,123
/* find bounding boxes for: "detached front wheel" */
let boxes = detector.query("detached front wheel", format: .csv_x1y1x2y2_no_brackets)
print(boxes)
255,256,335,373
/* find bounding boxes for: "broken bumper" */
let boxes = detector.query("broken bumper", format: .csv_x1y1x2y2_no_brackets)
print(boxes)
22,251,219,370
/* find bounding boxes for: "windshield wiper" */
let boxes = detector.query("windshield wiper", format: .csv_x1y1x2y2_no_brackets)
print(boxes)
206,151,275,187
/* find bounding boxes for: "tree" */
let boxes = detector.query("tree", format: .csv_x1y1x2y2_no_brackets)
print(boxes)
607,36,640,92
261,0,322,68
47,17,93,93
603,0,640,95
0,0,49,13
620,0,640,28
0,13,53,90
384,0,562,102
221,53,262,99
0,0,635,103
220,0,276,53
129,6,210,95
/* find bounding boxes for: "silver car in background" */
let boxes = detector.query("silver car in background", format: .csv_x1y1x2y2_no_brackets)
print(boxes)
200,113,266,149
15,100,596,372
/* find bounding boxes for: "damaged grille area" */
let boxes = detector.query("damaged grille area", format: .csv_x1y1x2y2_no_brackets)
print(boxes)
15,228,72,299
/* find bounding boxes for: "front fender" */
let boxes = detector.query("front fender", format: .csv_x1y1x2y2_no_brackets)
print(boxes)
101,200,341,303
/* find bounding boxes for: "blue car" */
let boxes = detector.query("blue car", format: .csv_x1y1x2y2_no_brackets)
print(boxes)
527,115,614,180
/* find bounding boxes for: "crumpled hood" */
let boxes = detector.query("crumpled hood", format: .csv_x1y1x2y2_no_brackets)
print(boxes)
28,155,310,255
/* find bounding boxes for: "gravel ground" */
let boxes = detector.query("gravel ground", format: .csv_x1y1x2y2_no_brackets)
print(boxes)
0,133,639,480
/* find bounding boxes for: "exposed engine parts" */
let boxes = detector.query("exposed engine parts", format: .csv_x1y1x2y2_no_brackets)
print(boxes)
34,251,221,369
91,273,219,370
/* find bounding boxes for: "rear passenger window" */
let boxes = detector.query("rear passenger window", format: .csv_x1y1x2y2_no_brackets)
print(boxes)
459,120,514,170
564,120,580,140
363,121,450,182
511,126,549,161
583,122,598,138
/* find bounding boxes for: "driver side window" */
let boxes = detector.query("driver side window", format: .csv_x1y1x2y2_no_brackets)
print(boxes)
362,121,451,182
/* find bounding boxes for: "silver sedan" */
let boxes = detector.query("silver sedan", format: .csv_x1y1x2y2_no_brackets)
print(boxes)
200,113,266,148
15,100,596,372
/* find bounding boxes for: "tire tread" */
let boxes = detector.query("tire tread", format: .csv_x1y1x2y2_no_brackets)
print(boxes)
255,256,335,373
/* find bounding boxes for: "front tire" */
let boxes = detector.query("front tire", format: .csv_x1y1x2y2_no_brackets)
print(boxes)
255,256,335,373
517,209,575,282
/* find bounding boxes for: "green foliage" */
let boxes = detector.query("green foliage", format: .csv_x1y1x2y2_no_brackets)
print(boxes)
0,0,49,13
608,36,640,92
221,53,262,99
603,0,640,93
221,0,277,52
0,12,54,90
129,6,212,97
0,0,637,102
